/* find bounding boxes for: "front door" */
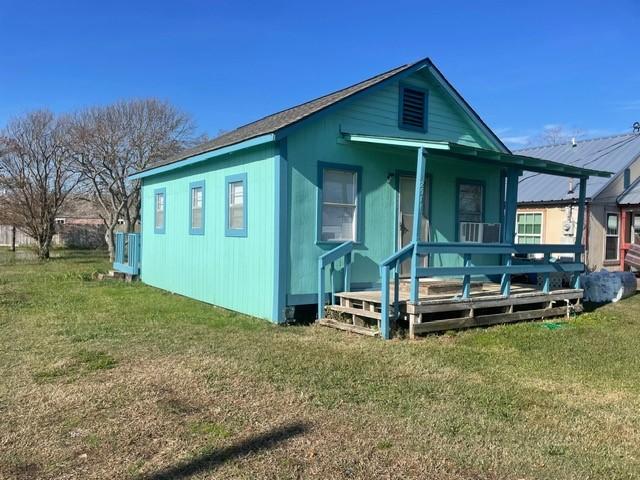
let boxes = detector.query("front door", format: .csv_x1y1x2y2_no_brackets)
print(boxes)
398,174,429,275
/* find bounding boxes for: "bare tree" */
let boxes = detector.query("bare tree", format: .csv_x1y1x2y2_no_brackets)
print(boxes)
70,99,196,260
536,125,585,146
0,111,79,259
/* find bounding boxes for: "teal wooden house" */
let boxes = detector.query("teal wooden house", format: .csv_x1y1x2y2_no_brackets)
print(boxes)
117,58,610,339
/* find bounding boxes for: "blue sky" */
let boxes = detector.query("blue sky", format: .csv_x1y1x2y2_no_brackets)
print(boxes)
1,0,638,149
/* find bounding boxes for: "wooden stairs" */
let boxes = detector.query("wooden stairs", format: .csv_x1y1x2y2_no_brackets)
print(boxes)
318,281,583,339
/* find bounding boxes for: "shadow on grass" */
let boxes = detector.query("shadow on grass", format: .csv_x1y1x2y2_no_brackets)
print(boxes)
144,421,310,480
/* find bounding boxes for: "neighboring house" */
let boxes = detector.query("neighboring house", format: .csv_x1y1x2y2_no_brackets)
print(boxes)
0,200,106,249
116,57,609,339
517,133,640,270
53,200,107,248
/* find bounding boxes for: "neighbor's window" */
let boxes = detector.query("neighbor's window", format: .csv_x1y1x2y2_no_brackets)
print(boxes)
633,214,640,242
321,168,358,242
154,189,165,233
517,212,543,244
190,181,204,235
457,182,484,223
225,174,247,236
605,213,619,261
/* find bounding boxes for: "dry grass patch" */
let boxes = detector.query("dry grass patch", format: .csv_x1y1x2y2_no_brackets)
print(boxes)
2,249,640,479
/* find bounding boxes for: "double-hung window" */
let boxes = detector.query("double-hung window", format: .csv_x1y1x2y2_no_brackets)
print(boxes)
154,188,166,234
320,166,359,242
225,173,247,237
605,213,619,261
189,181,205,235
517,213,543,244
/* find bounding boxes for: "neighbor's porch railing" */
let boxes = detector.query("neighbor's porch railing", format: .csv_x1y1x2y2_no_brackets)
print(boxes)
379,242,584,339
317,241,354,320
113,232,141,275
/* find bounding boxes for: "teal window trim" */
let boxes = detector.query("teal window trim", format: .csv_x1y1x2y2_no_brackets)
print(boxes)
154,188,166,234
398,83,428,133
225,173,247,237
189,180,205,235
316,162,363,245
455,178,486,241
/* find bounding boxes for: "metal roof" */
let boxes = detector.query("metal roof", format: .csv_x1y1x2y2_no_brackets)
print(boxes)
344,133,611,178
618,177,640,205
517,133,640,204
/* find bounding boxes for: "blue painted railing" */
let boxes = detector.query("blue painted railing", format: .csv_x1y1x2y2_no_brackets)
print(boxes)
113,232,141,276
379,243,415,339
378,241,584,340
317,241,354,320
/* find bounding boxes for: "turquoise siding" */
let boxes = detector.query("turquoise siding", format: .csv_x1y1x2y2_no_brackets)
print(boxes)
138,67,506,314
338,68,496,148
140,144,277,320
286,69,502,299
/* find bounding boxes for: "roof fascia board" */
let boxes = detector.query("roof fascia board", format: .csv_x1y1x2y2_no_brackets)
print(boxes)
426,64,510,154
129,134,276,180
273,60,433,141
343,133,451,150
518,199,591,207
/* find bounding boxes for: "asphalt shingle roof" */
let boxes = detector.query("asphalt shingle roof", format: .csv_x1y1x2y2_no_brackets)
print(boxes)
517,133,640,204
152,63,416,170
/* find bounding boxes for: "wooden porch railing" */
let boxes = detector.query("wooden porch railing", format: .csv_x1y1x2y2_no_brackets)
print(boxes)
317,241,354,320
378,242,585,339
113,232,141,275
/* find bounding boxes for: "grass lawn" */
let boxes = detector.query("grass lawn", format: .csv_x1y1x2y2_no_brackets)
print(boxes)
1,249,640,479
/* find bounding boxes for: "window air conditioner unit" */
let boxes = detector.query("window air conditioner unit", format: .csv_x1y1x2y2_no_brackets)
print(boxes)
459,222,502,243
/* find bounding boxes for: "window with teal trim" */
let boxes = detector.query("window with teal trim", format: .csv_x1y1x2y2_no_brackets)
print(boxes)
189,180,205,235
154,189,166,234
399,85,428,132
320,166,359,242
225,173,247,237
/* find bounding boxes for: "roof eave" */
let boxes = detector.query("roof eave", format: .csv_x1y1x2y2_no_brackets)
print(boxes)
129,133,276,181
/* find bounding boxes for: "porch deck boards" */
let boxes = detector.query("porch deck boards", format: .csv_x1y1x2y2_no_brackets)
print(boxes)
321,281,583,338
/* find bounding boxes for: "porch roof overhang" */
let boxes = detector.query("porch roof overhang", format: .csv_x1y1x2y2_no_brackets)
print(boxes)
342,133,613,179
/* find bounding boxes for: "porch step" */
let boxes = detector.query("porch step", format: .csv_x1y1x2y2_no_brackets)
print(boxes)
325,304,382,320
411,303,584,335
317,318,379,337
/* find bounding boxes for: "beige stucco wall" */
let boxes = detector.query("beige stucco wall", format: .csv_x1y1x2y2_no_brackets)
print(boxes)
517,204,578,245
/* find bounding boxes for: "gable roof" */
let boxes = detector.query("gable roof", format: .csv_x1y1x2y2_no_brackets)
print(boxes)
517,133,640,204
134,57,509,179
618,176,640,205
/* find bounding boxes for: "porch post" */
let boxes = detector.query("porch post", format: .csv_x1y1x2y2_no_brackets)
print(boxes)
620,209,628,270
573,177,587,288
410,147,427,303
500,168,519,296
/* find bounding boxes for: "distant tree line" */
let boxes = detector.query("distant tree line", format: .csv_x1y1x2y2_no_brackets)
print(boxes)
0,99,204,260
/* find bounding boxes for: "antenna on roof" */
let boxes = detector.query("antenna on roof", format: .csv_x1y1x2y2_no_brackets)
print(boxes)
571,137,577,147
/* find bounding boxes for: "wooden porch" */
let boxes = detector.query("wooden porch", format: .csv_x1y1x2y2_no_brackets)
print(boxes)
316,140,609,340
319,280,583,338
